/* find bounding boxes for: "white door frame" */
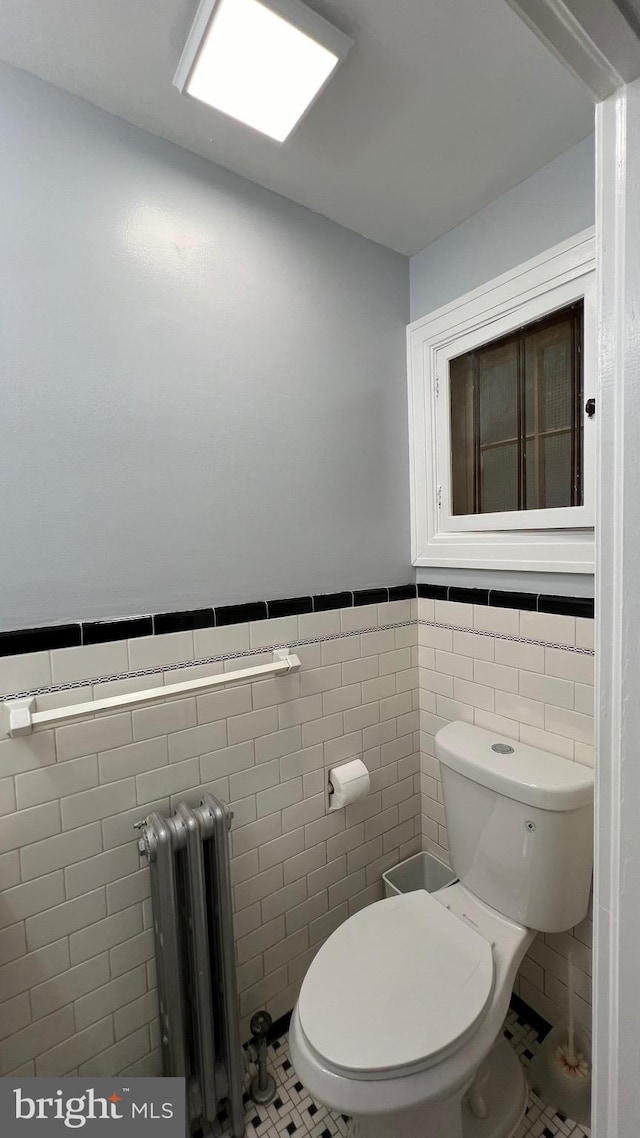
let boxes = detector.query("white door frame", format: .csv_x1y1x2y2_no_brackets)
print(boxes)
591,80,640,1138
506,4,640,1136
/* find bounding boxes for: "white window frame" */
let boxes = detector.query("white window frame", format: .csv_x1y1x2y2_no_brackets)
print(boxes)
407,228,596,573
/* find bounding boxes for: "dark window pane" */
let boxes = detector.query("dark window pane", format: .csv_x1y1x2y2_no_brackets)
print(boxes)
524,317,573,434
542,432,574,508
542,342,572,430
478,343,518,445
450,355,475,516
481,444,519,513
449,301,582,517
524,438,538,510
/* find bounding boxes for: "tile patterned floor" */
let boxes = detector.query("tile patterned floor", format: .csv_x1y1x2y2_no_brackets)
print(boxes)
208,1008,590,1138
505,1011,590,1138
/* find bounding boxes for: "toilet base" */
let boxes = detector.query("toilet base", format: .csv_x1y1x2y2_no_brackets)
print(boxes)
462,1037,528,1138
345,1037,528,1138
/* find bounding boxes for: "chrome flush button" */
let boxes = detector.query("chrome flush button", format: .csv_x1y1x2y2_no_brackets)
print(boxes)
491,742,514,754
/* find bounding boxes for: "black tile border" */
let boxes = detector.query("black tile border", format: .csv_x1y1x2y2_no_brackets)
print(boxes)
419,583,594,619
215,602,267,627
312,591,352,612
0,581,594,657
489,590,538,611
388,584,416,601
539,594,594,619
83,617,153,644
267,596,313,619
510,993,552,1041
449,586,489,606
353,587,389,606
153,609,214,635
0,624,81,657
266,1009,293,1045
417,583,448,600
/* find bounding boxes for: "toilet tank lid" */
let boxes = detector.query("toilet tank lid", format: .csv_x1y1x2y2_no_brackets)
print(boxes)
435,722,593,810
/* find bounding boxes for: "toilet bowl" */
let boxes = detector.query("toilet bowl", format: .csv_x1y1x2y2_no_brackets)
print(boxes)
290,883,534,1136
290,722,594,1138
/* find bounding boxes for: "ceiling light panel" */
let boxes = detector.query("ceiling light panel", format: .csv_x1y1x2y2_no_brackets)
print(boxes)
174,0,353,142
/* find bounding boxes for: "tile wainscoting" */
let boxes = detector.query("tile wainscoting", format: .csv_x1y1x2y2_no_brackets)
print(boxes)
0,591,594,1078
417,597,594,1033
0,600,421,1077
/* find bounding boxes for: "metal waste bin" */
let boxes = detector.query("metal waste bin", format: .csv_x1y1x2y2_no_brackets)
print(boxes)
382,851,456,898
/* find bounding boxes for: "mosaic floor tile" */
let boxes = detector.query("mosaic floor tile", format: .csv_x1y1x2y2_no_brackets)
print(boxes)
208,1008,590,1138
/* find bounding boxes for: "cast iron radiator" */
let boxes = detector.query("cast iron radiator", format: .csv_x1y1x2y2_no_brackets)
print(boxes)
138,793,245,1136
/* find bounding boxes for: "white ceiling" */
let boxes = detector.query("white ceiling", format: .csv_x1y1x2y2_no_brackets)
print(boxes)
0,0,594,255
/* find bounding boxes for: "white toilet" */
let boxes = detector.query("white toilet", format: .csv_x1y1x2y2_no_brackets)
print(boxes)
289,721,594,1138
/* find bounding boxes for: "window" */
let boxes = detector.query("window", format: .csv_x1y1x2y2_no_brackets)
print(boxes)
407,230,595,573
449,302,583,516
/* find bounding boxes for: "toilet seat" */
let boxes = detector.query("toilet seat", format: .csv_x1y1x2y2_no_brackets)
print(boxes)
298,891,495,1079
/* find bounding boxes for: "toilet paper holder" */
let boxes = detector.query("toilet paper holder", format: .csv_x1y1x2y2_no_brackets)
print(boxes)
327,758,371,811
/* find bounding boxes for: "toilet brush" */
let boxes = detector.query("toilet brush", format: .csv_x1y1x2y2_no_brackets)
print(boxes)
529,949,591,1126
553,954,590,1080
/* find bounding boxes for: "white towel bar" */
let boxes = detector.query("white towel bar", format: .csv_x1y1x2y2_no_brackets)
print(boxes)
3,650,301,738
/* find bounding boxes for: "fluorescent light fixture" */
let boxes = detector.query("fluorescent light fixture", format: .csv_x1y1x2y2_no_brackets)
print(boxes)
174,0,352,142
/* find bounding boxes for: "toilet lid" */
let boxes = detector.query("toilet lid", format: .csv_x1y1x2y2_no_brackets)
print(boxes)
298,891,494,1076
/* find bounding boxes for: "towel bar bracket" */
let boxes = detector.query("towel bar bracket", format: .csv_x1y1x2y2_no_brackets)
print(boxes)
5,698,36,738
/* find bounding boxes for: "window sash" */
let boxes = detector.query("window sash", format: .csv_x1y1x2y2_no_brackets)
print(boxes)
433,278,595,536
449,302,584,517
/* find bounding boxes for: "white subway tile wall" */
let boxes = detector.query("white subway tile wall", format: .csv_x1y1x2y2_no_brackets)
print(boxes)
0,602,422,1077
418,598,594,1034
0,596,595,1078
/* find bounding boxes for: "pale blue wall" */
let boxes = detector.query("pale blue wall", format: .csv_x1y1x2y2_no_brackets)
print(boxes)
0,65,410,630
410,135,594,322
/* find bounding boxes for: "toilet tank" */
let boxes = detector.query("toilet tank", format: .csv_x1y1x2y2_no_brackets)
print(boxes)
435,722,593,933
